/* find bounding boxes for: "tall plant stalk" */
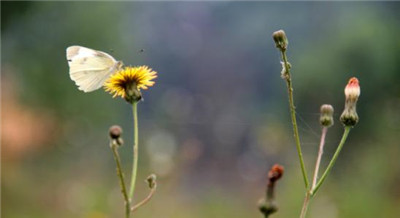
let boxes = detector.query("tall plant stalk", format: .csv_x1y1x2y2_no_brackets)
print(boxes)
129,101,139,201
280,48,309,188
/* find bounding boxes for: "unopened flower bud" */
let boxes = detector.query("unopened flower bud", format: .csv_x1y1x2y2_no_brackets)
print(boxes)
344,77,360,101
260,163,283,217
340,77,360,127
272,30,288,51
320,104,334,127
109,125,122,139
109,125,124,146
268,164,284,183
146,174,157,189
258,198,277,216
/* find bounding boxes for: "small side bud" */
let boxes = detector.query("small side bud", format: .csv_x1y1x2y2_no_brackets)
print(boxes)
109,125,124,146
320,104,334,127
109,125,122,139
272,30,289,51
340,77,360,127
146,174,157,189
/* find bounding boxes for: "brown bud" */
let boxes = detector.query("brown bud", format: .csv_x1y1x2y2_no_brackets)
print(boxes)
109,125,123,139
268,164,284,182
146,174,157,189
272,30,288,51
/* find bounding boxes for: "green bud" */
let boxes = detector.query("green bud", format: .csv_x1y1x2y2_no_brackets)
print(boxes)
272,30,289,51
146,174,157,189
124,82,142,103
320,104,334,127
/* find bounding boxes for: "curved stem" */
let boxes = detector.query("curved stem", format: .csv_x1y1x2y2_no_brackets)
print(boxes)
131,184,157,212
129,101,139,201
311,126,351,196
281,50,309,188
111,143,130,218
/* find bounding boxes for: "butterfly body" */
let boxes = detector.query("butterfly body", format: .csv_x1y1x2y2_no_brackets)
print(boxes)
66,46,123,92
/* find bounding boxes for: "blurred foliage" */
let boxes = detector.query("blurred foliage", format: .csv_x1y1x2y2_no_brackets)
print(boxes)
2,2,400,218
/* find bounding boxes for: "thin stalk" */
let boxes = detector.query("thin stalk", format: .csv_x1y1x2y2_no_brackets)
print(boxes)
281,50,309,188
312,127,328,189
131,185,157,212
129,101,139,201
311,126,351,196
300,191,311,218
111,144,130,218
299,127,328,218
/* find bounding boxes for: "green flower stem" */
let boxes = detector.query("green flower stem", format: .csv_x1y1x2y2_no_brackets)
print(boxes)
110,143,130,218
311,126,351,196
281,50,309,188
129,101,139,201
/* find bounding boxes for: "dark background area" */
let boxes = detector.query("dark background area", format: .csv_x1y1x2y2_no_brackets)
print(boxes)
2,2,400,218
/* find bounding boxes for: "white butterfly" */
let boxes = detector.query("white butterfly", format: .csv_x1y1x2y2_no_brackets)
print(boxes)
66,45,123,92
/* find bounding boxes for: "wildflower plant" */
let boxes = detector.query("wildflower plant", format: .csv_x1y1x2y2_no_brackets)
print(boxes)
258,30,361,218
66,46,158,218
105,65,158,218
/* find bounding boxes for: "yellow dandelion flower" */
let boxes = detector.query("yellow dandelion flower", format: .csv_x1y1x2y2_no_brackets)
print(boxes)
104,66,157,102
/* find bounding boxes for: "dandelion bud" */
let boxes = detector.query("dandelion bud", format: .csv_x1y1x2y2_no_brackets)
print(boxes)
344,77,360,101
320,104,334,127
258,198,277,216
268,164,284,183
146,174,157,189
259,164,283,217
109,125,124,146
340,77,360,127
272,30,289,51
109,125,122,139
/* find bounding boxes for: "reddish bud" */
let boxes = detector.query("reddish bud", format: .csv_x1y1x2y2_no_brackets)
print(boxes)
340,77,361,127
344,77,360,101
268,164,284,182
109,125,123,139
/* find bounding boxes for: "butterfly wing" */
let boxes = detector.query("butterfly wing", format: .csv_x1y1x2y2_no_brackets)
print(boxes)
66,46,121,92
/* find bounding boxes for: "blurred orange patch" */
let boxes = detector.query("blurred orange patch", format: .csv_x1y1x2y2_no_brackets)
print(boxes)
1,74,57,162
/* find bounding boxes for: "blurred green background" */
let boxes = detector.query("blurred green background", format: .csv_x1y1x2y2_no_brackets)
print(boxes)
2,2,400,218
